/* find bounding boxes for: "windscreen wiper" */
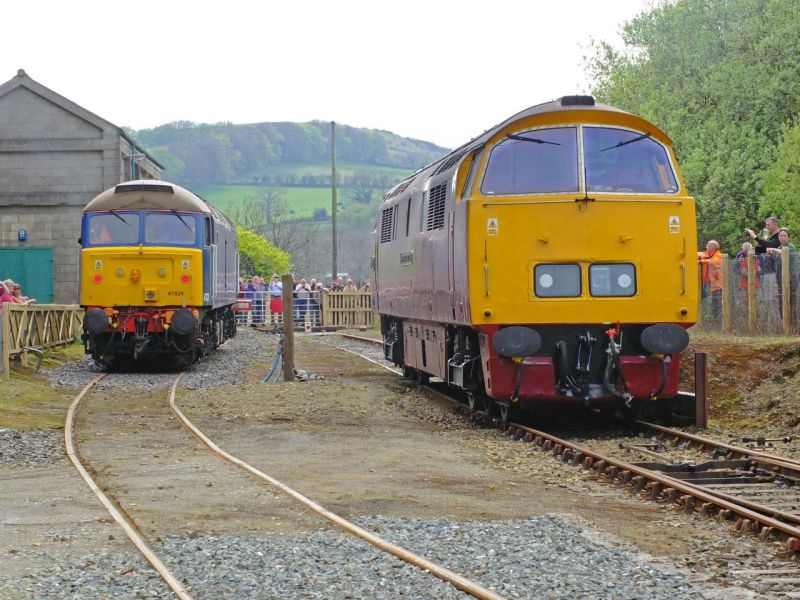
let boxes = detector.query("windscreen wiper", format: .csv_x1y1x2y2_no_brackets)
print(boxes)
172,209,193,231
109,209,131,226
601,132,651,152
506,134,561,146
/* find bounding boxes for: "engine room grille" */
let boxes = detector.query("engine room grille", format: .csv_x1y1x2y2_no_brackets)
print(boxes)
426,184,447,231
380,205,397,243
433,152,464,176
383,179,413,200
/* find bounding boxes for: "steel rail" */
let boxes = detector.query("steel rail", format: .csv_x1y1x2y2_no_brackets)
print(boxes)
65,374,194,600
641,421,800,472
336,334,800,551
167,374,506,600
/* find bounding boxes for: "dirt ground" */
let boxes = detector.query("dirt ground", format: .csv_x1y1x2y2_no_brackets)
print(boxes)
2,331,796,597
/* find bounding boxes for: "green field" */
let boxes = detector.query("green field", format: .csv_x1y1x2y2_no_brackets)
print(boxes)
195,161,413,219
195,185,334,218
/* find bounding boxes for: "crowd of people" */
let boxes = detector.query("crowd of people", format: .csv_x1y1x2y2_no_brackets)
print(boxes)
237,274,371,326
699,216,799,324
0,278,35,307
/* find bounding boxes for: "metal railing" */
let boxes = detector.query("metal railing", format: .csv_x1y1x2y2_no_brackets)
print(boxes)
1,304,84,377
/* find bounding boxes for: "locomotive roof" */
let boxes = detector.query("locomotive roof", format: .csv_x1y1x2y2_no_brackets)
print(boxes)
383,96,672,201
84,181,213,214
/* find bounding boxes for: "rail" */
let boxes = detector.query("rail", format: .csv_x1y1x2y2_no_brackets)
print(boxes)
1,304,83,377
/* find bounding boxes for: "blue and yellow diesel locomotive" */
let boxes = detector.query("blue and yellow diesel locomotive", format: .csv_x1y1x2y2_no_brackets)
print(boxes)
374,96,697,420
80,181,238,366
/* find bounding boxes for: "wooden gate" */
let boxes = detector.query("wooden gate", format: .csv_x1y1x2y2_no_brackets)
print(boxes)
321,291,373,328
1,304,83,376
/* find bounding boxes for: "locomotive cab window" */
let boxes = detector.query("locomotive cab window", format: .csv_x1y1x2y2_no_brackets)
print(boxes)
534,263,581,297
590,263,636,297
481,127,578,195
145,213,197,245
87,213,140,245
583,127,678,194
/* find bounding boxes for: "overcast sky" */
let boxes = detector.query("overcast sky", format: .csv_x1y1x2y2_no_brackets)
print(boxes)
0,1,649,149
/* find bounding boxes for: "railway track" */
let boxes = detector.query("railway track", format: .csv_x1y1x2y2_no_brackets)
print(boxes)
336,332,800,558
65,369,506,599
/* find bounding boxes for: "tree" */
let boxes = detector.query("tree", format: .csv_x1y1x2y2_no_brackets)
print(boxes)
346,170,395,204
236,227,291,276
227,186,317,273
761,123,800,234
586,0,800,250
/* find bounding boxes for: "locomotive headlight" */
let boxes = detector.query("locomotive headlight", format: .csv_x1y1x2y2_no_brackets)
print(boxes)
589,263,636,297
115,268,125,278
534,264,581,297
158,268,167,278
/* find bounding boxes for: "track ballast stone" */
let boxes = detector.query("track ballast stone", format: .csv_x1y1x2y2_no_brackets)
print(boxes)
0,516,705,599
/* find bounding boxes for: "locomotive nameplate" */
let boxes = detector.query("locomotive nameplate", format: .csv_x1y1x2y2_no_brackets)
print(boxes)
400,252,414,266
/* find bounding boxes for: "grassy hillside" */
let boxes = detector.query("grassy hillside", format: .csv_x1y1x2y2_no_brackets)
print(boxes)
196,184,334,218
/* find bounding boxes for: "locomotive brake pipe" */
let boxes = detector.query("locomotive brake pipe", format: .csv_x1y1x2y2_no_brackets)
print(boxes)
65,374,195,600
167,374,506,600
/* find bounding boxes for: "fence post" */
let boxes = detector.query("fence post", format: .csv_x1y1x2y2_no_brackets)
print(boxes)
747,253,757,334
695,352,707,429
1,308,8,379
782,249,792,335
721,255,731,332
281,274,295,382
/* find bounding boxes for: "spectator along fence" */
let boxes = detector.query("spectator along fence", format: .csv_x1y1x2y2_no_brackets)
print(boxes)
1,304,84,377
697,252,800,336
235,290,374,329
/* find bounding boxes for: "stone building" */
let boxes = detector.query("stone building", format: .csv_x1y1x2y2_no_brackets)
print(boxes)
0,69,162,303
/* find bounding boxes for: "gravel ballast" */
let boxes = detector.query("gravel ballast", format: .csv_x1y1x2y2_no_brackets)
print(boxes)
2,516,703,599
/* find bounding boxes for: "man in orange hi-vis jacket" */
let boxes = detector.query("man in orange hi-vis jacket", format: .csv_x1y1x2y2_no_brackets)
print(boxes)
699,240,724,323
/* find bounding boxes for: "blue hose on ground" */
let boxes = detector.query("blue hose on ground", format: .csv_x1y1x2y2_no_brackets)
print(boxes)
262,343,283,383
273,359,283,383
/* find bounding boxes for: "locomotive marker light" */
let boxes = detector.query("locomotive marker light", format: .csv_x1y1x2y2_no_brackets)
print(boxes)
492,326,542,401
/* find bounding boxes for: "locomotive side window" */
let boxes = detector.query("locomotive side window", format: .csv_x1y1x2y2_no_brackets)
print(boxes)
583,127,678,193
145,213,197,245
534,264,581,297
589,263,636,297
461,147,484,200
87,213,140,245
481,127,578,195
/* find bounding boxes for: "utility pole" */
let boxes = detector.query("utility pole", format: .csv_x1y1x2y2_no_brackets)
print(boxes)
331,120,338,283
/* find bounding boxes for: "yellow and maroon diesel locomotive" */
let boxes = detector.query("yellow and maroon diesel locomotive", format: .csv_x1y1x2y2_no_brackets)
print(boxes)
373,96,697,420
80,181,238,367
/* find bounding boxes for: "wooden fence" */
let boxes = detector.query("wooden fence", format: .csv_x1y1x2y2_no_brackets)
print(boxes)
1,304,84,377
698,252,798,335
321,291,373,328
